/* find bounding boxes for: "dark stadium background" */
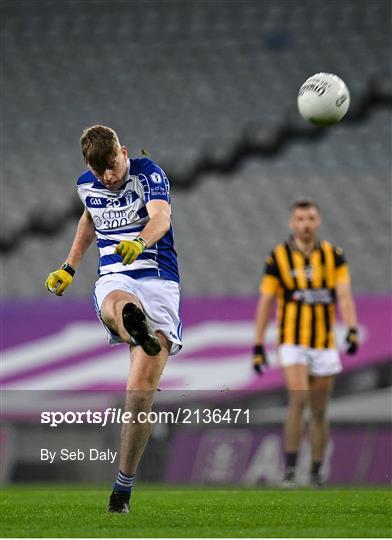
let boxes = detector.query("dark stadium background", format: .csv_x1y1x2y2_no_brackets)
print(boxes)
1,0,391,492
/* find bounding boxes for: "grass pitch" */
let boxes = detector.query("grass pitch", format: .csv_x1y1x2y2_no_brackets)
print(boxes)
1,485,391,537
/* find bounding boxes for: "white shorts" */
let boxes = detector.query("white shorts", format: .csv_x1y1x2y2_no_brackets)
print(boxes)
278,344,342,377
93,274,182,356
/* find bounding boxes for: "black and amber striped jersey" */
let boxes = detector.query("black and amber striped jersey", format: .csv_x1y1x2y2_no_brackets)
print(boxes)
260,238,350,349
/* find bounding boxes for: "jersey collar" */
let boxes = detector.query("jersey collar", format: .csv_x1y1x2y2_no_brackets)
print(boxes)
288,235,321,256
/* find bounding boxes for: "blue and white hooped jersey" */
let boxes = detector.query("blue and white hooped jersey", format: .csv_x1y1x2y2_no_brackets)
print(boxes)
77,158,180,283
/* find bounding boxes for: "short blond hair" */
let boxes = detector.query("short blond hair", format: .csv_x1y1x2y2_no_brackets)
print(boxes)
80,125,121,174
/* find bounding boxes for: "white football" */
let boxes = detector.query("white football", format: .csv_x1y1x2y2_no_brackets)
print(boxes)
297,73,350,126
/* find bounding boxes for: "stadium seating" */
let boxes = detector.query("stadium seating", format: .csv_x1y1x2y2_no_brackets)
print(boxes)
2,0,391,296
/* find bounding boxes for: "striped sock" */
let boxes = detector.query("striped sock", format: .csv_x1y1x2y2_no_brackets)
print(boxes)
113,470,136,493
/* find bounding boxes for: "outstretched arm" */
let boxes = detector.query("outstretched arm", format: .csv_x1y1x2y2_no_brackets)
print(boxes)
65,209,96,268
45,209,95,295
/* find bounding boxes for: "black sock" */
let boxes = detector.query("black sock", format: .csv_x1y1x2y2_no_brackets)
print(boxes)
311,461,322,475
285,452,298,469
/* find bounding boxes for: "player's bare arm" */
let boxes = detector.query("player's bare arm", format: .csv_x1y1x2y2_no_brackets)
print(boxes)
141,200,171,246
140,200,171,246
45,209,95,295
336,281,359,354
115,200,171,266
65,209,96,268
336,281,357,329
253,292,275,373
255,292,275,345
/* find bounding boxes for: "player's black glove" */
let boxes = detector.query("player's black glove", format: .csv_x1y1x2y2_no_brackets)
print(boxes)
345,327,359,355
253,344,267,375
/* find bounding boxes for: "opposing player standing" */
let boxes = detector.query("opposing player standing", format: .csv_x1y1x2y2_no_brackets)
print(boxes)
253,200,358,487
45,125,182,512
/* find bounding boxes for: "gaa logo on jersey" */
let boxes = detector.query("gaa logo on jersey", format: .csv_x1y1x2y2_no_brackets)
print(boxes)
150,172,162,184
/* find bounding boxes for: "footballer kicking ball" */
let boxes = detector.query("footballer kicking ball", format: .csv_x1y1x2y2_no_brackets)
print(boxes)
297,73,350,126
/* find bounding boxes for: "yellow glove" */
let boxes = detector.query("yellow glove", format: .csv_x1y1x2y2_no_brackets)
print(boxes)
115,238,147,265
45,264,75,296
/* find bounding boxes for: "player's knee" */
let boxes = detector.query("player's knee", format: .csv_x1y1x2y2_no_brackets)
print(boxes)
101,310,116,331
128,376,157,393
101,293,139,327
125,389,154,415
289,391,308,410
100,299,119,329
311,407,326,423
